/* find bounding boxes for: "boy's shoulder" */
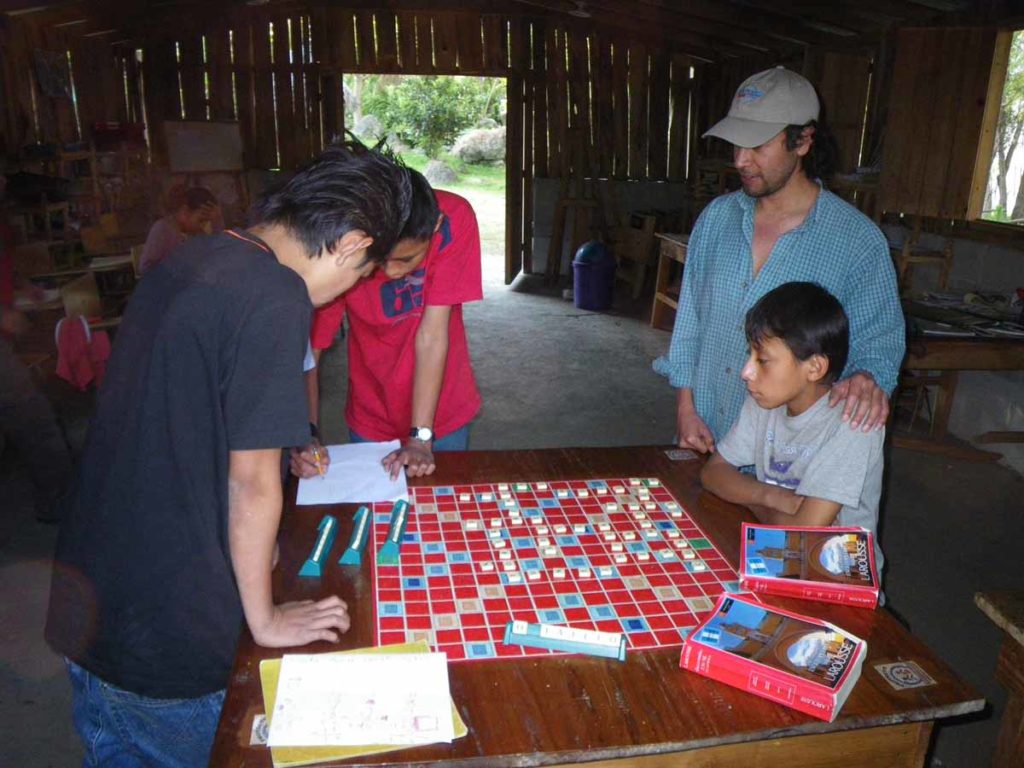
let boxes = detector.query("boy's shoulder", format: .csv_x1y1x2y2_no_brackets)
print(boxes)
791,394,885,453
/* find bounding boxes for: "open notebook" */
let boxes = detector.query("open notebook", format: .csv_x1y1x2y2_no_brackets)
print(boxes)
258,641,468,768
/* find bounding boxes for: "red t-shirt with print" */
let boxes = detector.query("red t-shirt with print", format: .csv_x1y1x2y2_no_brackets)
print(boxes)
310,190,483,441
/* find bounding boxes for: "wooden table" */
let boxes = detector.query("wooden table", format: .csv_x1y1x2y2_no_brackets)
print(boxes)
650,234,688,330
975,591,1024,768
897,334,1024,458
211,447,983,767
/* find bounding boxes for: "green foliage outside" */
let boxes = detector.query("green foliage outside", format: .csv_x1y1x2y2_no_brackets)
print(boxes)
348,75,504,158
983,30,1024,224
398,150,505,194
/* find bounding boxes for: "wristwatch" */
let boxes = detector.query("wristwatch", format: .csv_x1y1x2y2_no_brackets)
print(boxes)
409,426,434,443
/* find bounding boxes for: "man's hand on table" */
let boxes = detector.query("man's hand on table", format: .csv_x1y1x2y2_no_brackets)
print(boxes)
382,440,436,480
829,371,889,432
251,596,351,647
677,401,716,454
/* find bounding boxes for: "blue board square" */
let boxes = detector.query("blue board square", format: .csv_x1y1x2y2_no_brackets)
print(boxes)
589,605,616,620
540,608,565,623
434,487,454,496
402,532,420,543
587,480,608,489
627,541,648,553
402,577,424,589
539,498,560,508
557,593,584,608
447,551,469,564
423,542,445,554
427,564,449,577
380,602,404,616
467,642,496,659
513,537,534,549
656,521,676,530
622,617,649,633
567,556,589,569
519,558,543,571
723,581,741,593
375,513,392,524
557,535,578,547
522,507,543,518
596,566,619,579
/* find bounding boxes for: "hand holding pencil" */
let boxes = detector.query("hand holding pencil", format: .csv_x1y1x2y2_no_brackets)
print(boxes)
288,439,330,479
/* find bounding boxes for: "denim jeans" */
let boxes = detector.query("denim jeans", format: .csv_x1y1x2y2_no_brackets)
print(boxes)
349,423,471,452
65,659,225,768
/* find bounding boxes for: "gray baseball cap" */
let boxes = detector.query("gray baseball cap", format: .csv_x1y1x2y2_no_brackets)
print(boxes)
703,66,820,148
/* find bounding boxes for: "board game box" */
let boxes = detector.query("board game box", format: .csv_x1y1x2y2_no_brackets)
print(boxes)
740,523,880,608
680,592,867,722
368,478,740,662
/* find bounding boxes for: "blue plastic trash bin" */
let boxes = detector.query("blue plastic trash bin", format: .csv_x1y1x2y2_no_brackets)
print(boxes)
572,241,615,312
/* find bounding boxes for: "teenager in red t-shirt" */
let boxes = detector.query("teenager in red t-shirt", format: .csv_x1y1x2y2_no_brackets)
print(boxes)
290,171,482,480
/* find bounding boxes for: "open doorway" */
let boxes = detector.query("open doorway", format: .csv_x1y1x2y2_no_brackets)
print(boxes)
343,74,507,287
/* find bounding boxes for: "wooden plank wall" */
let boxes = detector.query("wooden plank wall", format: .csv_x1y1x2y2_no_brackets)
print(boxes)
309,9,698,278
879,26,999,219
7,7,882,278
804,50,874,174
0,11,127,157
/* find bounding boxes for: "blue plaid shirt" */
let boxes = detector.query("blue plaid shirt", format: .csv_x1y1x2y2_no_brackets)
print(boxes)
653,187,905,440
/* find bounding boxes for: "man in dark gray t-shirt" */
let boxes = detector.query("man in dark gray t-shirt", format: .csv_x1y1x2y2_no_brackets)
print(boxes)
46,143,412,768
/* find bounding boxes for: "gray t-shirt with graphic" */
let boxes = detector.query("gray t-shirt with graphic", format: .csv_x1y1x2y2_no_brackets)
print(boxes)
717,393,885,576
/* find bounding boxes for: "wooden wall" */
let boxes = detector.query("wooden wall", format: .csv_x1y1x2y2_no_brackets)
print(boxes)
0,12,128,157
879,26,1001,219
1,4,887,278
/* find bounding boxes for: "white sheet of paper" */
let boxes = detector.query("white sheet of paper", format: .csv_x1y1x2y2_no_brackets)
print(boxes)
296,441,408,505
266,652,456,747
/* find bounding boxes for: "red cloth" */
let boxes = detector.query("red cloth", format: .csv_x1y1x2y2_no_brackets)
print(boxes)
311,190,483,441
55,316,111,391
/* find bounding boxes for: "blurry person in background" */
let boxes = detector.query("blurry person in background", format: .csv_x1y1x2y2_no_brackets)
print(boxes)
0,172,72,522
139,185,222,275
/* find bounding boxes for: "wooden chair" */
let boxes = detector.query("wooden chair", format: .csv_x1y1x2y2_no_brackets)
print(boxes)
891,217,954,295
892,218,956,437
609,214,658,299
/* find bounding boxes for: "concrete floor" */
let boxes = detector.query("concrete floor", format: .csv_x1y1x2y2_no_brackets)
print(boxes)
1,257,1019,766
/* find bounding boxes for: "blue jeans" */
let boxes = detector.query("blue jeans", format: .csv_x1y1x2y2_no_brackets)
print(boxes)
65,659,224,768
349,423,471,452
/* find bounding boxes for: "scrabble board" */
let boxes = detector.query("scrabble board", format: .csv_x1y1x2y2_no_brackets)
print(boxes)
369,478,741,662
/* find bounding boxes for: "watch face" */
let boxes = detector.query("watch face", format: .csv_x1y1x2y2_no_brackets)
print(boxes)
412,427,434,442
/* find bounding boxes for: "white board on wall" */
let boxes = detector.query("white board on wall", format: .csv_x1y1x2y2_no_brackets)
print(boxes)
163,120,244,172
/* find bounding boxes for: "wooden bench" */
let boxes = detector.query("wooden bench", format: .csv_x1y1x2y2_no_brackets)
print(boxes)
975,590,1024,767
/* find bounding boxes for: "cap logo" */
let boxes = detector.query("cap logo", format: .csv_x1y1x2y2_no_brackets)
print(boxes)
737,86,764,103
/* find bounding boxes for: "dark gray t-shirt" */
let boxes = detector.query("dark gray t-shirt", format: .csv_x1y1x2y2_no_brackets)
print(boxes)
46,231,311,698
717,393,885,576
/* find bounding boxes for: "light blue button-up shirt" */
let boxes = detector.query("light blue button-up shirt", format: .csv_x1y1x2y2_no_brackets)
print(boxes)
653,187,905,440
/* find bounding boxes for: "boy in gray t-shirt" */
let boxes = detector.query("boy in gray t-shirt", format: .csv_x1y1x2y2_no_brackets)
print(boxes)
701,282,885,577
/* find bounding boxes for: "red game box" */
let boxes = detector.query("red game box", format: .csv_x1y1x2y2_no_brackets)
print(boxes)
680,593,867,722
739,523,880,608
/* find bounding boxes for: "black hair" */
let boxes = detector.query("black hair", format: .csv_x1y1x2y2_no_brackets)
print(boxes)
784,119,839,183
399,169,440,242
253,140,412,263
745,282,849,384
183,186,217,210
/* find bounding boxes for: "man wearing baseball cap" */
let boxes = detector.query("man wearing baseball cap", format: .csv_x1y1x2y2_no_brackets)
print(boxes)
654,66,904,453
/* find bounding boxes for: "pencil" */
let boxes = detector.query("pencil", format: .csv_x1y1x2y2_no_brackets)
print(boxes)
312,445,325,477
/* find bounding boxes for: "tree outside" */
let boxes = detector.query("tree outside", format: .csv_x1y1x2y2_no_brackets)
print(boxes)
982,30,1024,225
343,74,508,283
